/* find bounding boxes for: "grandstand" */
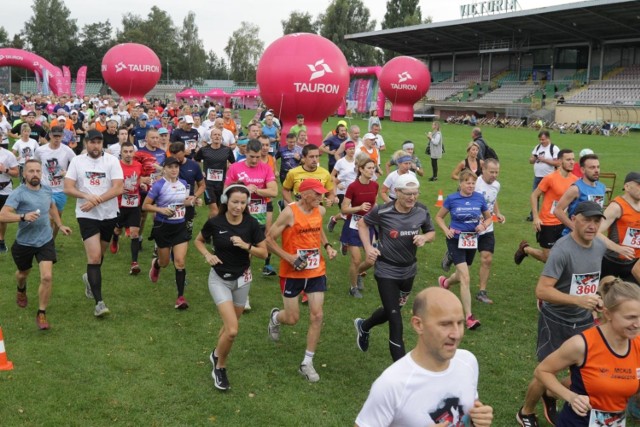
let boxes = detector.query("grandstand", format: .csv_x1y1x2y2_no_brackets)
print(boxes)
346,0,640,127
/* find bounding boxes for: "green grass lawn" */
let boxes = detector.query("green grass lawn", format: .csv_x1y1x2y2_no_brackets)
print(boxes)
0,115,639,426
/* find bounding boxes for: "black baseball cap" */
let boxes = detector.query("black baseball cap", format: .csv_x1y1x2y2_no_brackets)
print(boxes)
163,157,180,167
86,130,104,141
624,172,640,184
574,201,606,219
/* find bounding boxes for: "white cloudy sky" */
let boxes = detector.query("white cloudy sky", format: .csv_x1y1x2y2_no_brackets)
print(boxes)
4,0,575,58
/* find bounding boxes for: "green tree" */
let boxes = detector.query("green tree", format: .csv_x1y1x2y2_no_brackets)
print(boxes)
117,6,180,82
0,26,9,46
281,11,319,35
224,22,264,82
319,0,379,66
69,20,115,79
176,12,207,84
381,0,430,61
206,51,229,80
22,0,78,66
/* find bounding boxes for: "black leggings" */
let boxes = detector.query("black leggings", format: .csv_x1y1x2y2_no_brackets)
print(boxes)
361,275,414,361
431,158,438,178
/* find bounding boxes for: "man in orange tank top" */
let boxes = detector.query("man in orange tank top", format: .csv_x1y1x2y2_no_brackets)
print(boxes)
598,172,640,284
266,179,337,383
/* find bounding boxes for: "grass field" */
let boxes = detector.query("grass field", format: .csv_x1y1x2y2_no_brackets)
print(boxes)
0,114,639,426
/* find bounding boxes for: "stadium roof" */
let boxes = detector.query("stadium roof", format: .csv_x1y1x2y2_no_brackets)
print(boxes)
345,0,640,57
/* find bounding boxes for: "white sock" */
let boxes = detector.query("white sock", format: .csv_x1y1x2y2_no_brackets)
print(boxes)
272,311,280,325
302,350,314,366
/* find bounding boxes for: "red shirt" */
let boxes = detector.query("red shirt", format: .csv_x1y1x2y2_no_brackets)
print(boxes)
119,160,143,208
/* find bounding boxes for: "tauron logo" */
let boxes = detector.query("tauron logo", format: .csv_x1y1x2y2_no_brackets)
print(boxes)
398,71,412,83
307,59,333,81
115,62,127,73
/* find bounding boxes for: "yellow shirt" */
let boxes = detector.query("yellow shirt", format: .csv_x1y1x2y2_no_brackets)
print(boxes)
283,165,334,197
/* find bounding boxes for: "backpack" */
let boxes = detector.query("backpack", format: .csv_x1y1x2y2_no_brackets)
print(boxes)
484,144,498,160
534,143,556,158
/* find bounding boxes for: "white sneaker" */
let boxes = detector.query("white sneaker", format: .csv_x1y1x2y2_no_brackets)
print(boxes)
299,363,320,383
268,308,280,341
94,301,110,317
83,273,93,299
244,297,251,312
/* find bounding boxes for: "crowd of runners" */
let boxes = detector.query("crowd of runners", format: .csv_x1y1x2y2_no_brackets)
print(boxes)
1,92,640,426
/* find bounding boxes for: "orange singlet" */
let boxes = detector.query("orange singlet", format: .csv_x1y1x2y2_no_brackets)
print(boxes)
279,203,326,279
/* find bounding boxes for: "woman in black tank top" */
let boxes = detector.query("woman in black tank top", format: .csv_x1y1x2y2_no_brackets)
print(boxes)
452,141,484,180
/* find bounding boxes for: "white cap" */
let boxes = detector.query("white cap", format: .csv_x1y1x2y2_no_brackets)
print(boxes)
579,148,594,158
183,115,194,124
363,133,376,140
20,109,29,116
395,173,420,190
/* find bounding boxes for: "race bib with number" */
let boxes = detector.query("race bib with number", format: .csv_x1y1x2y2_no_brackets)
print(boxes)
169,203,186,220
588,194,605,207
569,272,600,296
138,139,146,149
207,168,223,182
588,409,625,426
249,202,267,215
349,214,362,230
122,193,140,207
297,249,320,270
458,232,478,249
238,267,252,288
622,227,640,249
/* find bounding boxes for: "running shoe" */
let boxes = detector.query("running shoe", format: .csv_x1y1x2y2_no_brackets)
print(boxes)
476,290,494,304
341,243,348,256
94,301,111,317
514,240,530,265
541,394,558,426
262,265,277,276
109,238,119,254
149,258,160,283
516,408,539,427
354,318,370,352
16,289,28,308
83,273,93,299
441,250,453,272
428,177,438,182
356,274,365,291
175,296,189,310
438,275,450,290
466,314,481,330
0,241,7,253
301,292,308,304
349,287,363,298
130,262,141,275
327,216,337,232
299,363,320,383
268,308,280,341
209,350,230,390
36,312,49,330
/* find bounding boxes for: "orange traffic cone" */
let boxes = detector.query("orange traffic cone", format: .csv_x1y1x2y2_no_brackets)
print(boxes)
435,190,444,208
0,326,14,371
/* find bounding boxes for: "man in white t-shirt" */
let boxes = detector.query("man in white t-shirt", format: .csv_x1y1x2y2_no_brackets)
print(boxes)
355,287,493,427
64,130,123,318
370,123,385,152
35,126,76,238
527,130,560,221
0,144,19,252
473,158,505,305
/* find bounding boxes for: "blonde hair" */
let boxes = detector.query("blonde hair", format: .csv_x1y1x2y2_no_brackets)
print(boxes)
392,150,410,162
356,153,376,178
600,278,640,313
466,141,480,153
459,168,478,183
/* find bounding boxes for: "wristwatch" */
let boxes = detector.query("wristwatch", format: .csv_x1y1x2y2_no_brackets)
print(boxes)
20,214,25,222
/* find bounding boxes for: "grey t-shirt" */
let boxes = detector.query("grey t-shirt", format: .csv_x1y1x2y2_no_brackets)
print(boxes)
5,184,54,247
541,233,606,322
364,201,434,279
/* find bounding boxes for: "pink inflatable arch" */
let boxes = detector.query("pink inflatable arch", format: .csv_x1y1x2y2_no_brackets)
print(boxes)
0,48,63,95
337,66,385,117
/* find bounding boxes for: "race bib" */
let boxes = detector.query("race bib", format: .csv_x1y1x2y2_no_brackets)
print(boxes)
349,214,362,230
588,409,625,426
186,139,197,150
550,200,558,215
622,227,640,249
149,172,161,186
588,194,605,207
570,272,600,296
238,267,252,288
207,168,223,182
50,176,63,187
249,201,267,215
122,193,140,207
168,203,185,220
297,249,320,270
458,232,478,249
138,139,146,149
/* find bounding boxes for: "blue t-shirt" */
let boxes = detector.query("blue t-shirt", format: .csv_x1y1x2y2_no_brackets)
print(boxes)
443,191,488,236
132,125,151,149
275,145,302,179
138,146,166,166
147,178,189,223
563,180,607,235
5,185,54,247
323,135,346,169
262,124,279,154
178,159,204,195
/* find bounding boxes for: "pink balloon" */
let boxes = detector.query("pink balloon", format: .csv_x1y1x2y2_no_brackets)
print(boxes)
101,43,161,101
257,33,349,146
379,56,431,122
